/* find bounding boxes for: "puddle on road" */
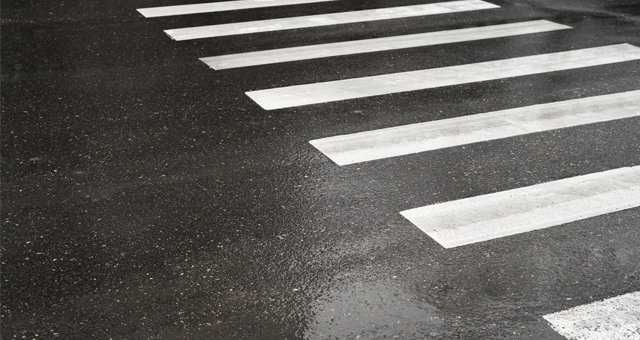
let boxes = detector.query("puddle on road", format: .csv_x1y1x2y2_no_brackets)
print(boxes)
304,281,443,339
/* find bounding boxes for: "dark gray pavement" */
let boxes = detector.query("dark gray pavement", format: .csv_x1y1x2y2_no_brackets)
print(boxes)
2,0,640,338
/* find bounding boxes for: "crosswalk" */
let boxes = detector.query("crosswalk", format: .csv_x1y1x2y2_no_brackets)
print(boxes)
138,1,640,337
138,0,640,244
544,291,640,340
309,90,640,165
246,44,640,109
137,0,336,18
201,20,571,70
401,165,640,248
164,0,499,40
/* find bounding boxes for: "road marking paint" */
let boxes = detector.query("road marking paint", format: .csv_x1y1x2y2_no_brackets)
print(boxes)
400,165,640,248
164,0,499,40
137,0,336,18
543,291,640,340
201,20,570,69
246,43,640,110
309,90,640,165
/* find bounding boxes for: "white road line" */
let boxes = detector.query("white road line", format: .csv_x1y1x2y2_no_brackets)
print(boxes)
400,166,640,248
201,20,570,70
543,291,640,340
246,43,640,110
137,0,336,18
164,0,500,40
309,90,640,166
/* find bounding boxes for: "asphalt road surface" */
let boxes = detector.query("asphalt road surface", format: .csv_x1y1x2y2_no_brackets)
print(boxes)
2,0,640,339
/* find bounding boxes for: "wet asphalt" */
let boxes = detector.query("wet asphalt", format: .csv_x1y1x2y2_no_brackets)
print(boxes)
2,0,640,339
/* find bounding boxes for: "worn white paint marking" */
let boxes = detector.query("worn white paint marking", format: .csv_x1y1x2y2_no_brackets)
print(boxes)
400,166,640,248
543,291,640,340
310,90,640,165
165,0,499,40
247,43,640,110
138,0,336,18
201,20,570,69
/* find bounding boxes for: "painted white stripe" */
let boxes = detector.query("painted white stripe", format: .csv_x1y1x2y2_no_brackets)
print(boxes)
310,90,640,166
137,0,336,18
543,291,640,340
201,20,570,69
247,43,640,110
164,0,500,40
400,165,640,248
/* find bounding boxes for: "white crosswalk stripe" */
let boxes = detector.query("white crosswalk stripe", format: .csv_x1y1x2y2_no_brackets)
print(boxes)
400,165,640,249
201,20,570,70
246,43,640,110
137,0,336,18
309,90,640,165
164,0,499,40
543,291,640,340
